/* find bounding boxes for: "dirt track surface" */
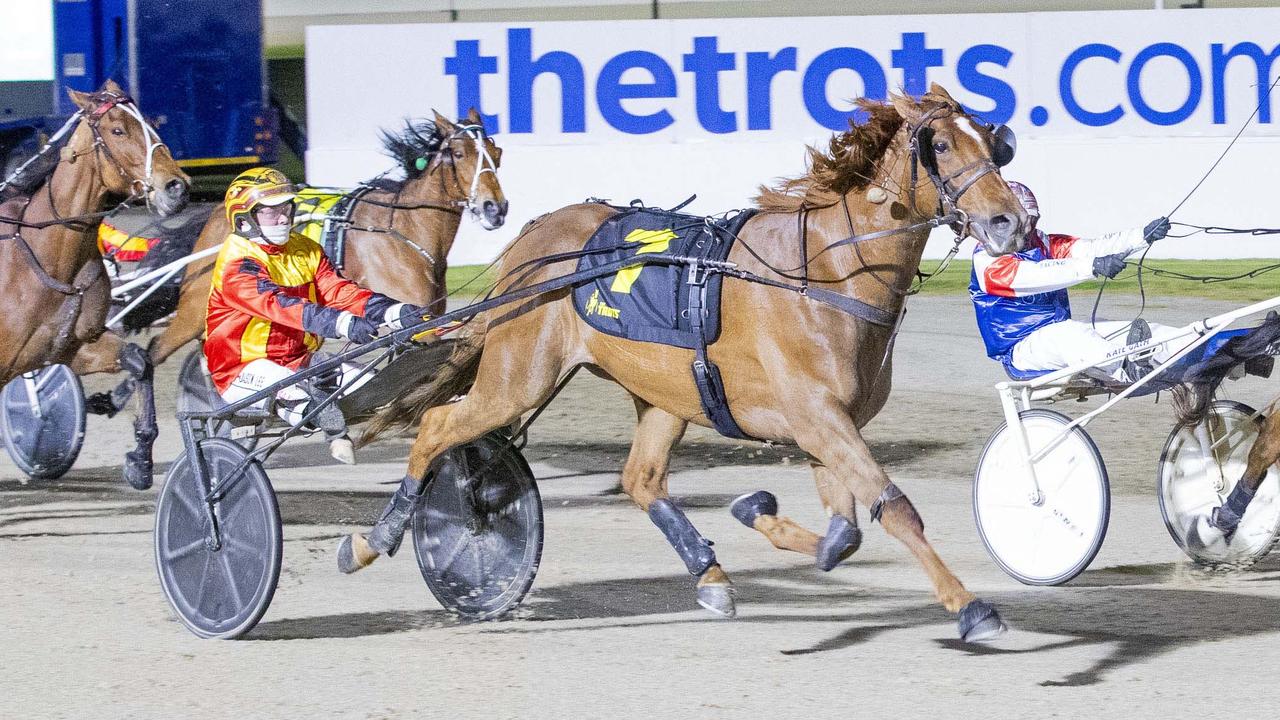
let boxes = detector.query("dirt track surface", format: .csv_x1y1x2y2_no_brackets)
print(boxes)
4,295,1280,718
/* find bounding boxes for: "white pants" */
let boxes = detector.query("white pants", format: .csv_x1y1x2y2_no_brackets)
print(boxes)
220,357,372,429
1010,320,1180,382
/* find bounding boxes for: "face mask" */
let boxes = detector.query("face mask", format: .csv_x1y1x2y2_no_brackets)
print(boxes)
259,223,290,246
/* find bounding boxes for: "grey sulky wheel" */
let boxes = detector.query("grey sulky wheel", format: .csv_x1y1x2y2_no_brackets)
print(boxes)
974,409,1110,586
0,365,87,480
412,432,543,620
1158,400,1280,568
154,438,281,639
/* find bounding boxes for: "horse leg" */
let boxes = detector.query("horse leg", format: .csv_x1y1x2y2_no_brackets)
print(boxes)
70,335,157,490
727,463,862,571
337,339,564,574
791,401,1004,642
618,399,734,618
1212,411,1280,535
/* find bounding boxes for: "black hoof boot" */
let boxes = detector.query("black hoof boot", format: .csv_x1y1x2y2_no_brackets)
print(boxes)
729,490,778,528
366,476,426,557
958,599,1007,643
122,450,153,491
815,515,862,571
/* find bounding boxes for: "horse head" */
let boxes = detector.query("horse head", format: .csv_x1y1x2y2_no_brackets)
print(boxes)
431,109,507,229
65,79,190,217
890,83,1026,256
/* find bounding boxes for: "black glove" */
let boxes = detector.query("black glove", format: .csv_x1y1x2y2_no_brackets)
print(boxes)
1144,216,1170,243
394,303,431,329
1092,253,1128,279
342,315,380,344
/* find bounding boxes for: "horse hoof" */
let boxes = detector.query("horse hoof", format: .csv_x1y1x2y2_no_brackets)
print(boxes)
815,515,862,572
958,599,1007,643
729,490,778,528
336,534,379,574
122,455,153,491
696,584,737,619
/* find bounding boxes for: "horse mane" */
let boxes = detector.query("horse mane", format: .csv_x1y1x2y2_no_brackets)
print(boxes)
378,120,445,182
755,95,936,211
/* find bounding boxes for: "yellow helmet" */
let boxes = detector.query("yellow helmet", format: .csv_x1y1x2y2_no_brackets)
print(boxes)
224,167,296,231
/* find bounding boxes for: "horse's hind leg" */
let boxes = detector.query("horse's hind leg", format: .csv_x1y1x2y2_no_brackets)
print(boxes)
70,335,157,490
1212,411,1280,535
728,463,861,571
791,400,1004,642
620,399,734,618
337,336,565,574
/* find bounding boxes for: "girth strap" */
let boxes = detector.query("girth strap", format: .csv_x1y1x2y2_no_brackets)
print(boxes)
686,261,754,440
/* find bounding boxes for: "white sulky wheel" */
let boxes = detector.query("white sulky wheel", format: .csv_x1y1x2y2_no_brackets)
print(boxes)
974,409,1110,585
1157,400,1280,568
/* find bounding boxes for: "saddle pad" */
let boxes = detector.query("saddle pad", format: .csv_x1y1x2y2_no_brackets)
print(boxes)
572,207,755,349
293,185,374,270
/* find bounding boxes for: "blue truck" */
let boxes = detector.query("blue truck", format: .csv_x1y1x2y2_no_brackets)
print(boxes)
1,0,294,179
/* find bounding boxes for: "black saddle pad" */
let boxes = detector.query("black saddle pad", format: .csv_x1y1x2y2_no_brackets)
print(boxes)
572,206,754,349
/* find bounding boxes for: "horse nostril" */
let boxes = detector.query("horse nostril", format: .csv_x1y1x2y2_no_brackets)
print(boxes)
166,179,188,198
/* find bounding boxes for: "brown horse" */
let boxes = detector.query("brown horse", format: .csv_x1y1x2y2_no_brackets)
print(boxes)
124,110,507,382
347,84,1027,641
0,80,189,489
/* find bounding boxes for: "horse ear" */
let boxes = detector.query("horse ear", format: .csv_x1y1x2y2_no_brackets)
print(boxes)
101,78,125,95
926,82,958,106
889,92,920,122
465,107,483,125
432,110,456,132
67,88,95,112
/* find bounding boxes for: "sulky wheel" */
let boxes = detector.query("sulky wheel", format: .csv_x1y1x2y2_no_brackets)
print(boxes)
1158,400,1280,568
0,365,87,480
154,438,281,639
412,432,543,620
974,409,1110,585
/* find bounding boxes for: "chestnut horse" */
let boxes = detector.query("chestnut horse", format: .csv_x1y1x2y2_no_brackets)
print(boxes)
0,80,189,489
88,110,507,412
351,85,1027,641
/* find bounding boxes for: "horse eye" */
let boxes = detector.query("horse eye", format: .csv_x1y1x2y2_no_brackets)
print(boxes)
452,149,464,159
111,127,126,137
932,141,948,154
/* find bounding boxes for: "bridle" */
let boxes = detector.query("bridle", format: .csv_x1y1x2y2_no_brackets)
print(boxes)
60,90,170,209
434,123,501,218
905,104,1006,235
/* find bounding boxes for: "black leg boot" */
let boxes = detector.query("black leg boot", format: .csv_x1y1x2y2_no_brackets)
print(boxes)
337,476,426,574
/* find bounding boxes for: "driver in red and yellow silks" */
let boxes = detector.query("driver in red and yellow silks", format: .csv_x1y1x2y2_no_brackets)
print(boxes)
205,168,428,463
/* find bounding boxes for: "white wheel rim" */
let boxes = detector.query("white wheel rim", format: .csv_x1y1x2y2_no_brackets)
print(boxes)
1160,406,1280,564
976,414,1107,583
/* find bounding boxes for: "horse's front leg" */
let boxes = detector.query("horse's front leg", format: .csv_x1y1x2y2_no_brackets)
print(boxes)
727,463,862,571
71,336,156,490
790,397,1005,643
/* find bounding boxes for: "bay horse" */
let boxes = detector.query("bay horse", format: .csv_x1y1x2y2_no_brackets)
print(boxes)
0,79,189,489
350,85,1027,641
120,110,506,382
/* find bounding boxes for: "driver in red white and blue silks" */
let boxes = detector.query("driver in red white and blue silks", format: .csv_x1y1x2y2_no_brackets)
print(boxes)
969,180,1175,383
205,168,430,464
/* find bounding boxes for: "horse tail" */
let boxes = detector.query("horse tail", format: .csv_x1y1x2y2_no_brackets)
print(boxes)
1170,382,1215,428
357,330,486,446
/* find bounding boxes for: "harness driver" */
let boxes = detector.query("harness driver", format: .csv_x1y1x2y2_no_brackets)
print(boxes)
204,168,430,463
970,180,1173,383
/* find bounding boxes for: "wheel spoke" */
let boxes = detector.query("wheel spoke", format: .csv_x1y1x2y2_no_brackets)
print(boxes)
164,537,206,563
434,533,470,573
192,552,214,609
219,550,249,611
